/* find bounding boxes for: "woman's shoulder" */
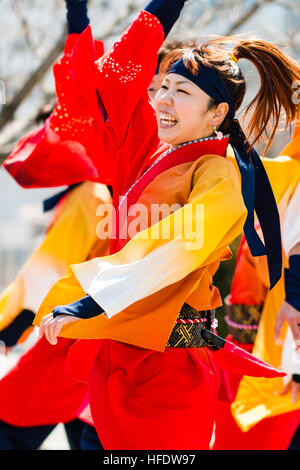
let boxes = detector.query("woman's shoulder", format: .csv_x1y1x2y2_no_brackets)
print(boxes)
193,153,242,189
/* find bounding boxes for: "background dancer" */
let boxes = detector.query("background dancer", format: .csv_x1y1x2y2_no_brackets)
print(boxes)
214,121,300,450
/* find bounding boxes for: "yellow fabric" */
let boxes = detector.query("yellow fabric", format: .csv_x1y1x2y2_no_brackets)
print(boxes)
0,182,111,335
231,123,300,431
227,146,300,206
35,154,247,352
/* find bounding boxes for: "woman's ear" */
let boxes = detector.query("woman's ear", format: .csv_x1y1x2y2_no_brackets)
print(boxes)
209,102,229,128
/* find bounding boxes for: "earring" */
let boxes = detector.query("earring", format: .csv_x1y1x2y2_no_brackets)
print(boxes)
213,126,223,141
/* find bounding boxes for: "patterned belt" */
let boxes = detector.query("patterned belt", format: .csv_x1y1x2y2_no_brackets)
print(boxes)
166,303,217,348
224,295,263,344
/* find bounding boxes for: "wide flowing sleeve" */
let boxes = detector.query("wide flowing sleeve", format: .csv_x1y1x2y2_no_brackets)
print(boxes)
3,0,188,188
70,157,247,318
94,0,187,146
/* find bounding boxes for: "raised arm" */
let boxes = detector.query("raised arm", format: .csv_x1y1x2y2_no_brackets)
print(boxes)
95,0,188,146
66,0,89,34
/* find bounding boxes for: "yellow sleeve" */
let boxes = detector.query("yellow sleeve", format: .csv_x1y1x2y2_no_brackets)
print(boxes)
35,157,247,350
71,157,247,317
0,182,111,331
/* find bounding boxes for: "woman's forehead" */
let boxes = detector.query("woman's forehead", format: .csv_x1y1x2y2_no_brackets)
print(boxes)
163,73,211,99
164,73,192,85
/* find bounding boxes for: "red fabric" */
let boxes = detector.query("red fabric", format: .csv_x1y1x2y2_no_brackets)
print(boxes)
214,400,300,450
3,16,164,195
216,336,254,399
76,393,94,426
81,335,285,451
88,340,220,450
65,338,101,384
213,338,285,379
0,337,87,427
3,124,100,188
3,31,109,188
213,336,299,450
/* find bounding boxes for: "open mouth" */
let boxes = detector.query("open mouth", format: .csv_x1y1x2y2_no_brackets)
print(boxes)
159,112,178,129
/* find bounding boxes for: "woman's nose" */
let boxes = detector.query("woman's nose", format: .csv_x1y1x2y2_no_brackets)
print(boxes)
158,90,173,105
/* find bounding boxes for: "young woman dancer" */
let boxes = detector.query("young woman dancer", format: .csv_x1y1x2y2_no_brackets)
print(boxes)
35,0,300,450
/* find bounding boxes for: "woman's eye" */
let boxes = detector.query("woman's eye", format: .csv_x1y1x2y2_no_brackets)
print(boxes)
177,89,189,94
161,85,168,90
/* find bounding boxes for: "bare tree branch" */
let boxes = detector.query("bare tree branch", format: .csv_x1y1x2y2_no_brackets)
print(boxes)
0,142,18,162
11,0,42,58
0,0,138,134
225,0,276,35
0,25,68,133
276,0,300,10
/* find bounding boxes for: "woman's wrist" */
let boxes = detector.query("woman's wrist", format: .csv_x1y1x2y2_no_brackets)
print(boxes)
53,294,104,319
65,0,89,34
144,0,188,37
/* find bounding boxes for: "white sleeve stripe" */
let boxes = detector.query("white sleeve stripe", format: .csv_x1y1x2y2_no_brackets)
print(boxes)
72,241,196,318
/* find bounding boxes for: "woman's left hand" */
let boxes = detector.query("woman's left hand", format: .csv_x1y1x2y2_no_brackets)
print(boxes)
39,313,80,345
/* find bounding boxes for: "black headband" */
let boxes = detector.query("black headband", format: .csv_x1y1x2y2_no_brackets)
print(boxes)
168,58,235,118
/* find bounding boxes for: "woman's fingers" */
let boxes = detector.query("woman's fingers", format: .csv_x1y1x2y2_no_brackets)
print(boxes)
49,317,60,345
39,313,53,338
52,316,73,343
40,314,80,345
44,316,56,345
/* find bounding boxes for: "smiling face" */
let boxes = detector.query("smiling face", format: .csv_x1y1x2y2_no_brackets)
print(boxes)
154,73,228,147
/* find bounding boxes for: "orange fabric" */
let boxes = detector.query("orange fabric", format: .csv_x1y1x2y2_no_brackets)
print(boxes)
229,235,268,305
35,153,246,353
280,121,300,160
37,266,213,350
